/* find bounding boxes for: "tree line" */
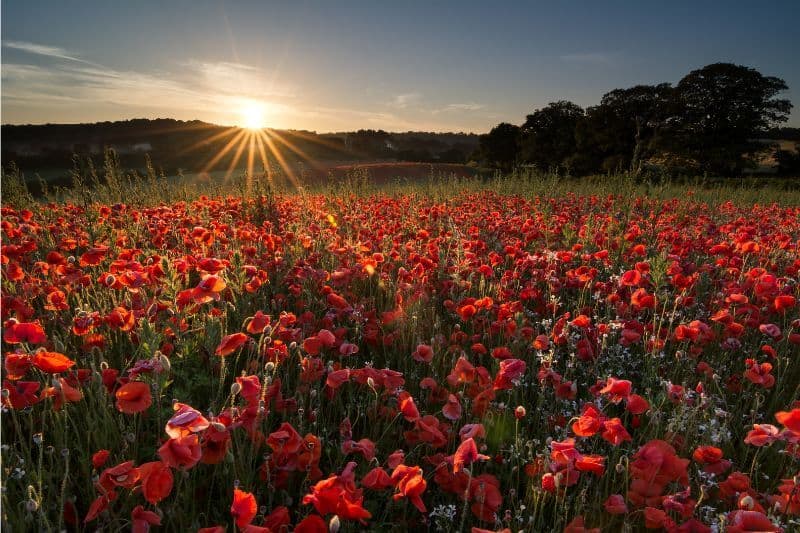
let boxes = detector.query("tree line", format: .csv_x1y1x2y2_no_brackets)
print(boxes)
478,63,796,177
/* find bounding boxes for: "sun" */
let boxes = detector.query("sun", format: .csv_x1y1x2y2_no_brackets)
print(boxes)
239,100,267,130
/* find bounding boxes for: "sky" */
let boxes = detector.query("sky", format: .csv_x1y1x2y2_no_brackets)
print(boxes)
2,0,799,132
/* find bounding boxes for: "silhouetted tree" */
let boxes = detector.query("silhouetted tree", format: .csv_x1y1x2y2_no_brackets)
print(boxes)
519,101,584,172
666,63,792,175
775,143,800,175
478,123,520,171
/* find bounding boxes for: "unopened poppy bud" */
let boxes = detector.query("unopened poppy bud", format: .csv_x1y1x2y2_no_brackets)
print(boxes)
67,256,75,263
615,462,625,473
329,515,341,533
289,341,297,350
739,495,755,510
264,362,275,373
158,353,171,372
515,406,526,419
263,325,272,336
367,377,376,389
231,382,242,395
211,422,227,432
25,499,38,512
100,361,109,370
105,274,116,286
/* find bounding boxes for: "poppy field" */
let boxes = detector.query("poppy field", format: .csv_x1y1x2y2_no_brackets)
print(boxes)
2,183,800,532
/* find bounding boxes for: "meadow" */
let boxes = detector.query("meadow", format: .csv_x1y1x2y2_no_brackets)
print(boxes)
2,170,799,532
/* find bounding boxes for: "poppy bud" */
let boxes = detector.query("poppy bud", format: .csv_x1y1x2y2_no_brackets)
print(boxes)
211,422,227,432
329,515,341,533
515,406,526,419
158,353,171,372
231,382,242,395
25,499,38,512
265,362,275,373
738,495,755,510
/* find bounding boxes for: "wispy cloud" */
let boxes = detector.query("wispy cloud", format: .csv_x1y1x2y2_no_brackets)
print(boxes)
1,40,486,131
433,102,485,114
389,92,422,109
560,52,618,65
3,40,99,66
1,41,298,126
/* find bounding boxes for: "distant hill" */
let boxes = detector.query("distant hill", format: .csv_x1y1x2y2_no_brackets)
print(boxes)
1,119,481,178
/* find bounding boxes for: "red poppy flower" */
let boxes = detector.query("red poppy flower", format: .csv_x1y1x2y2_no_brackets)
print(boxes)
165,403,210,438
215,333,249,357
3,320,47,344
4,353,32,380
452,438,490,473
231,488,257,529
2,379,40,409
603,494,628,515
692,446,731,475
601,418,632,446
158,434,202,469
776,409,800,432
725,510,781,533
362,467,392,490
115,381,152,414
32,351,75,373
92,449,110,469
391,464,427,513
572,404,603,437
294,514,327,533
442,394,462,421
398,391,420,422
412,344,434,363
564,515,600,533
138,461,174,504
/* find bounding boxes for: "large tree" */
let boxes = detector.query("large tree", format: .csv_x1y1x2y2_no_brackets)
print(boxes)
668,63,792,175
572,85,675,174
478,122,520,171
519,101,584,172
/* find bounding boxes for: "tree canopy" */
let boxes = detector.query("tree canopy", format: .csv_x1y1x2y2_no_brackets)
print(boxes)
479,63,793,176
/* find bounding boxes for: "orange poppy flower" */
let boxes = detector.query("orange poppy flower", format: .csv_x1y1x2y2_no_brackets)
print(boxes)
115,381,152,414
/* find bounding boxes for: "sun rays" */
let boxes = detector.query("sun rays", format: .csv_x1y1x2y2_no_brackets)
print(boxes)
189,125,312,192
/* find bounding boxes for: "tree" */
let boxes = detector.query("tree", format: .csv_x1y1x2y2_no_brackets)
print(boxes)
774,143,800,175
478,123,520,171
599,84,675,171
519,101,584,172
668,63,792,175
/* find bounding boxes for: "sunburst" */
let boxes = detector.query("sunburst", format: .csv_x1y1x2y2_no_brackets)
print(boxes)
177,99,370,193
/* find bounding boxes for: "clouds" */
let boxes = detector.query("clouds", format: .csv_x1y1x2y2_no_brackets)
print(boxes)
1,39,494,131
3,40,99,65
434,102,486,113
390,92,422,109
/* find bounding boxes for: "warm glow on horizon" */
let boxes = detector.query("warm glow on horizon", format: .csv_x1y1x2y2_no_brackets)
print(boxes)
238,100,268,130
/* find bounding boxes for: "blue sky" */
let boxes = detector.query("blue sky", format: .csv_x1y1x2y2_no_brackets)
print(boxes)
2,1,798,131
